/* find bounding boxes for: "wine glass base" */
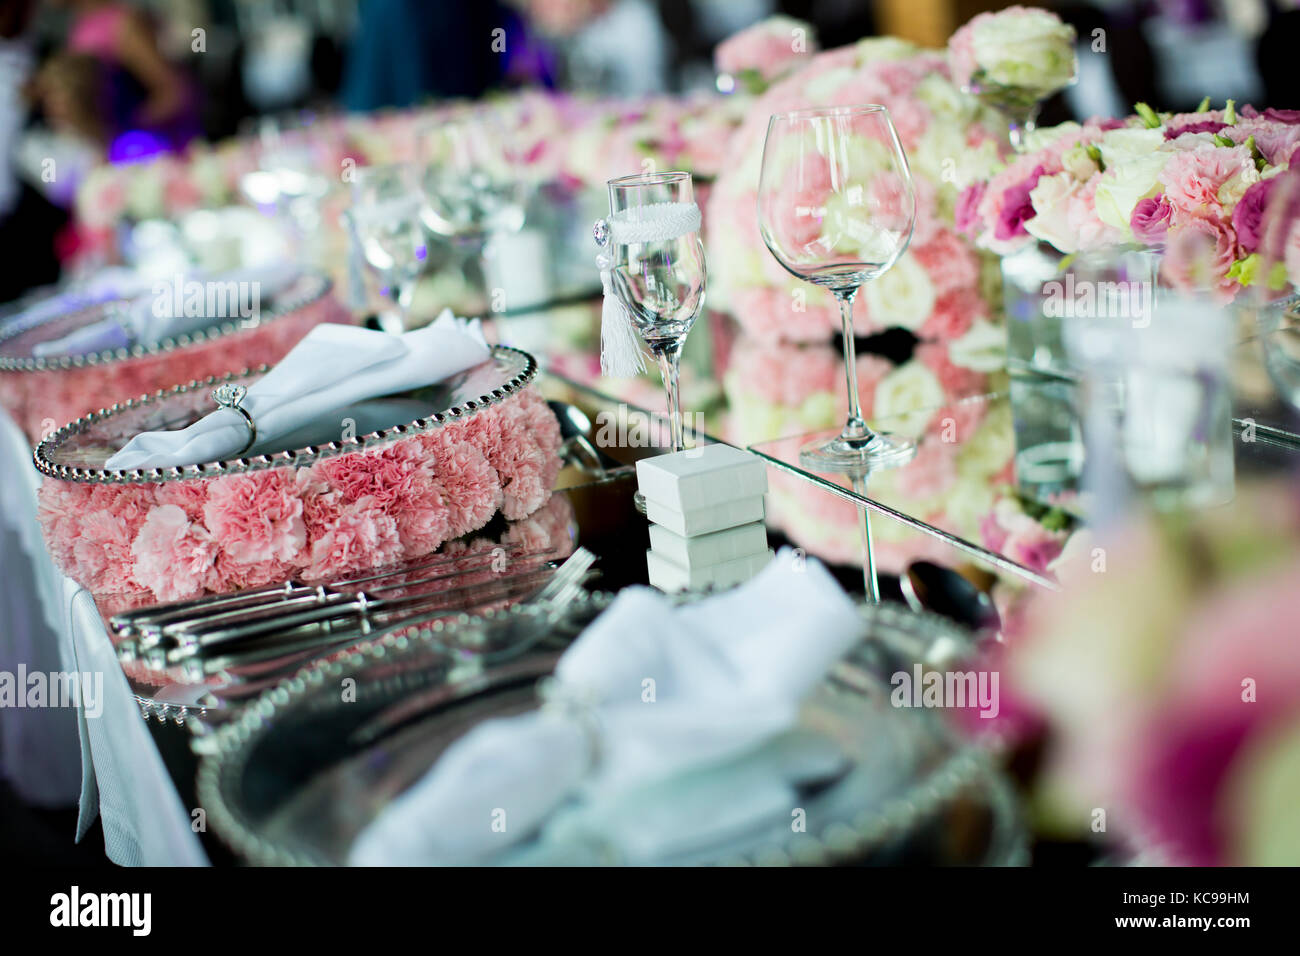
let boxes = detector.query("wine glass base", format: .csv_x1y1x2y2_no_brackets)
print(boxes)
798,430,915,474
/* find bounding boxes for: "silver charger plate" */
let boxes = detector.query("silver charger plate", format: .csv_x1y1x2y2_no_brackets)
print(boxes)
0,270,331,372
197,598,1026,866
33,345,537,484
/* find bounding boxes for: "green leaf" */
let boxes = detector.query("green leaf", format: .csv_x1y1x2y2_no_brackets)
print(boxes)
1268,261,1290,292
1134,102,1162,129
1228,254,1258,286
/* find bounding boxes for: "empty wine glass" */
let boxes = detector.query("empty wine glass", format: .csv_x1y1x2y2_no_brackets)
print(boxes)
758,104,917,472
597,170,707,454
347,163,425,334
416,111,526,246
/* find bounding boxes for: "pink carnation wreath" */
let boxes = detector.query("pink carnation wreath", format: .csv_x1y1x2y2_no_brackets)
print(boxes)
37,385,563,601
0,282,352,445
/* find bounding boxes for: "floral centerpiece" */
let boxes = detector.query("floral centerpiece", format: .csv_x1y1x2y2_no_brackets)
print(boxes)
714,15,819,95
947,5,1078,150
37,384,564,601
706,37,1008,345
957,102,1300,300
998,481,1300,865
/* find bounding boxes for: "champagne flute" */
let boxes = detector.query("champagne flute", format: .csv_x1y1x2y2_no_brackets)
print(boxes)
597,170,707,455
348,163,425,334
758,104,917,472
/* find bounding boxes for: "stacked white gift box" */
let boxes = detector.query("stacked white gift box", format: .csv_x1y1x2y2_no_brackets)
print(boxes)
635,444,772,592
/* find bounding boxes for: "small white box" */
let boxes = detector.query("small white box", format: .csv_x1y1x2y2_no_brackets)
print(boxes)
644,494,765,537
648,521,768,567
635,445,768,513
646,548,774,593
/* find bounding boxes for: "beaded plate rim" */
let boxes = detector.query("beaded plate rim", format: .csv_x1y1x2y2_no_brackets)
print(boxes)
0,270,332,372
32,344,538,485
195,597,1018,868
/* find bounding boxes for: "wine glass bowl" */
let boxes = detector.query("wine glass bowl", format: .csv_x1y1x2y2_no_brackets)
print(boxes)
757,105,918,472
606,172,707,352
417,113,526,245
599,170,707,455
348,163,425,333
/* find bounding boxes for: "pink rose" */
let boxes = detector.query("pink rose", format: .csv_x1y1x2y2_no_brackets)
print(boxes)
918,289,983,341
955,182,987,236
895,439,957,499
994,164,1046,241
915,342,988,399
1163,214,1241,298
1231,177,1278,254
1130,195,1173,245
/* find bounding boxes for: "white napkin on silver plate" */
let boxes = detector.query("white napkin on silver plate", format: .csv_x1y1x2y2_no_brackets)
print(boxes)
31,263,302,359
348,548,866,866
106,309,489,471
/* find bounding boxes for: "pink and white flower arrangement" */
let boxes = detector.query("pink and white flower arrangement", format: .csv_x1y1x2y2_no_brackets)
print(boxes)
37,386,563,601
714,16,819,94
706,38,1008,345
1004,481,1300,865
958,103,1300,299
947,6,1077,99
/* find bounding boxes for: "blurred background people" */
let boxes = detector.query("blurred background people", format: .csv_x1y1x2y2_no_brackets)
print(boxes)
45,0,200,157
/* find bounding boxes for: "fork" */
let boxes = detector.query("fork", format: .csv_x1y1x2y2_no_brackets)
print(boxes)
154,546,598,675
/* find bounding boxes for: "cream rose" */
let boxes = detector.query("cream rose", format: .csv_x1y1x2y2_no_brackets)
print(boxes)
948,318,1008,373
873,360,945,438
1024,171,1083,253
971,8,1077,93
863,252,936,331
1094,153,1170,237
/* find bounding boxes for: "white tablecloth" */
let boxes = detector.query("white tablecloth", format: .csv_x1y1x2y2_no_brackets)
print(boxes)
0,409,207,865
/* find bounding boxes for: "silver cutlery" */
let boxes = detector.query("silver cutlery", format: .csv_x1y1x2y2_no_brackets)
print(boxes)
153,547,598,736
112,543,559,644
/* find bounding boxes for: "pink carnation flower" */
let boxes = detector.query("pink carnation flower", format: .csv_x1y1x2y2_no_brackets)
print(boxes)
1159,144,1255,220
202,472,307,568
306,497,404,580
131,504,219,601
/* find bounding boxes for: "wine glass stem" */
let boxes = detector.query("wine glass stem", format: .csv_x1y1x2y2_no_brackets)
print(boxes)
851,471,880,604
396,278,415,332
654,342,685,454
836,290,871,442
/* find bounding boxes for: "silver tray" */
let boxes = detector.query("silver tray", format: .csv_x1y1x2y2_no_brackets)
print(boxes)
197,599,1026,866
33,345,537,484
116,491,579,726
0,270,331,372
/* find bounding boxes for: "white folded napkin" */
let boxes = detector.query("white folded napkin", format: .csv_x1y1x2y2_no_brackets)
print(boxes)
348,548,865,866
106,309,489,470
32,263,301,359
